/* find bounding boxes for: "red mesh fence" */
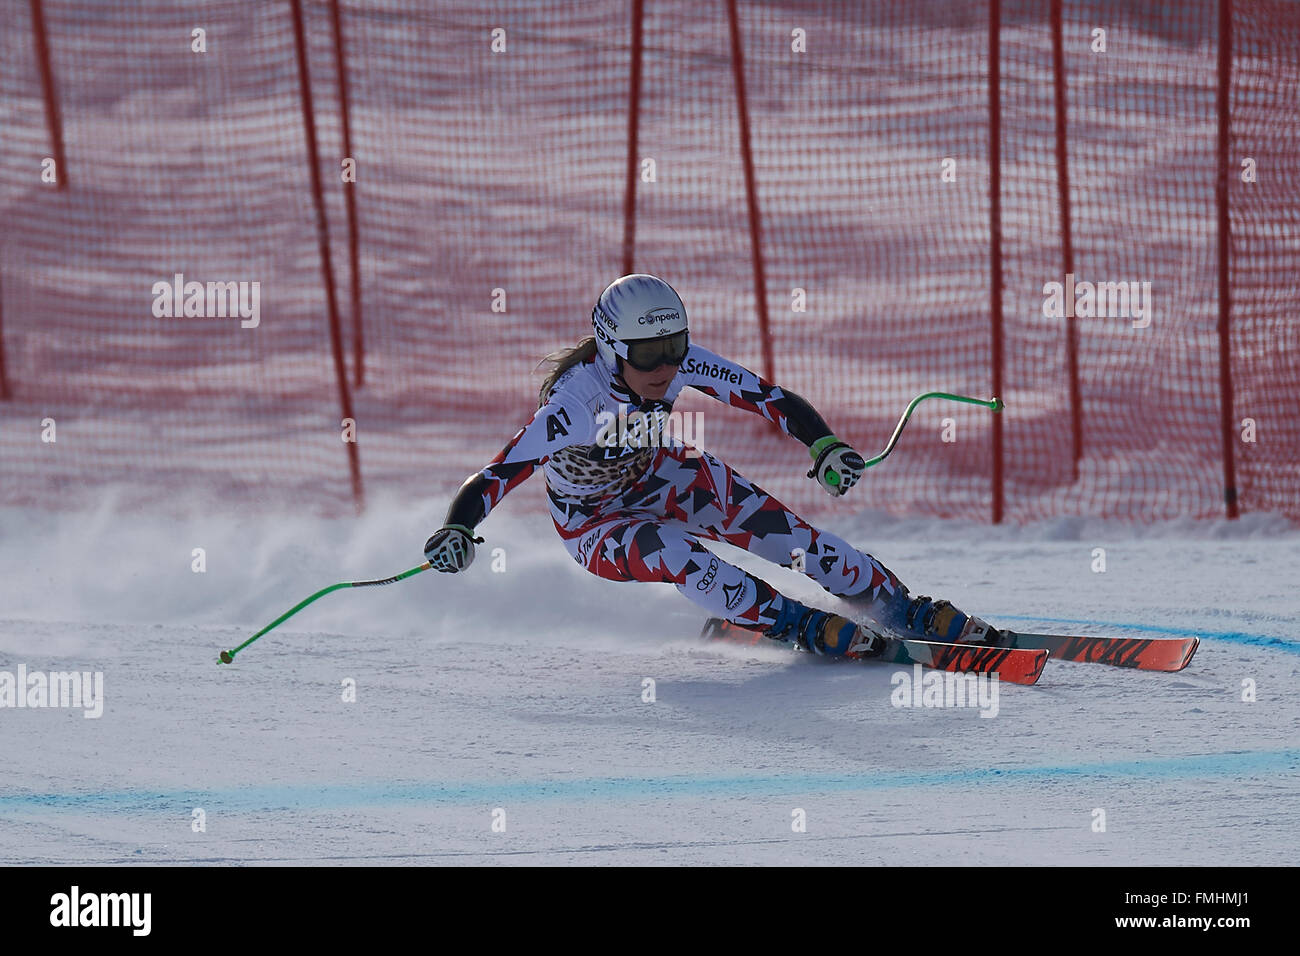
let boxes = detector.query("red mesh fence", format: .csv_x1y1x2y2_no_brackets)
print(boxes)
1228,0,1300,519
1,1,355,506
1,0,1296,523
1001,0,1225,521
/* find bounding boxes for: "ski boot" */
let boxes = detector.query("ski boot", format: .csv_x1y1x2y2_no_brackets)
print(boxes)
763,594,885,658
848,587,1002,646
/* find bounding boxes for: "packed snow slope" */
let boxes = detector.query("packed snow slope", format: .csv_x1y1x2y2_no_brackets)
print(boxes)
1,496,1297,865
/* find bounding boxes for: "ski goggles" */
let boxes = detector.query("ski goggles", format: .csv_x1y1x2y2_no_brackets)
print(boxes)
621,330,690,372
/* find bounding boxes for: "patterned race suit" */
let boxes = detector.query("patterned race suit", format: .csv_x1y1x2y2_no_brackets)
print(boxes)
443,345,901,630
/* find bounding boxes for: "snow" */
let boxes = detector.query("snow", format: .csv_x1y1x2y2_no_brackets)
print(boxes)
1,497,1297,865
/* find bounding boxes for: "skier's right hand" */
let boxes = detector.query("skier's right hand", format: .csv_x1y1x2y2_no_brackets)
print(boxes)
424,524,484,573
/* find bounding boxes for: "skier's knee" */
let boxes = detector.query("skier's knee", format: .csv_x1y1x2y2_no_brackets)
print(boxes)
630,522,676,565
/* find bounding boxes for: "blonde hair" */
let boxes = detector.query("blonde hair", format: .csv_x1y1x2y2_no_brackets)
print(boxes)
536,336,598,407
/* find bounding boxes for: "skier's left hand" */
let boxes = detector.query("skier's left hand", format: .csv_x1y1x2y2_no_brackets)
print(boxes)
808,435,866,497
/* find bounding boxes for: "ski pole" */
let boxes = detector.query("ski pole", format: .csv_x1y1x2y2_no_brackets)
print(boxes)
217,562,431,664
808,390,1003,481
868,391,1003,468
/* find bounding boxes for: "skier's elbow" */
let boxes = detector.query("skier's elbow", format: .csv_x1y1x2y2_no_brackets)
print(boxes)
444,472,490,529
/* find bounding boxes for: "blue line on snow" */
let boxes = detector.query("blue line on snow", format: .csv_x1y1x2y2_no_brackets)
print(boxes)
993,614,1300,654
2,749,1296,814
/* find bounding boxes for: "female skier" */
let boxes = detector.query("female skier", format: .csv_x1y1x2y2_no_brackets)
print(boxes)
423,274,998,657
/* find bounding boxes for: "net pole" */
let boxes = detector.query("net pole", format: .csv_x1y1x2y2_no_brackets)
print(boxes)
29,0,68,190
988,0,1006,524
621,0,645,276
0,274,9,400
289,0,364,511
1216,0,1240,519
1050,0,1082,480
328,0,364,389
725,0,775,381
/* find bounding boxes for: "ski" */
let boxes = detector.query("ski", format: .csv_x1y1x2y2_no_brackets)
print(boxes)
863,636,1048,685
699,618,1048,685
996,630,1199,672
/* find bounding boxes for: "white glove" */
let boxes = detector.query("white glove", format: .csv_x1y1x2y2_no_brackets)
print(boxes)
423,524,484,573
808,436,866,497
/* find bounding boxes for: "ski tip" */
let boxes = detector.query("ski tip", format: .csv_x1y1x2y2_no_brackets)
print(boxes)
1024,648,1049,685
995,647,1048,685
1135,636,1200,672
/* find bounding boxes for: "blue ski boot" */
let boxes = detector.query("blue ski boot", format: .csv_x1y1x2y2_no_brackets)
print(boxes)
763,594,885,657
850,587,1001,645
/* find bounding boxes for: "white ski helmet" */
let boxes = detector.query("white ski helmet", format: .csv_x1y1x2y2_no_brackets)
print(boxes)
591,274,689,372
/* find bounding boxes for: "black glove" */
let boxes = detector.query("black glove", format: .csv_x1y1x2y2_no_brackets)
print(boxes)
807,435,866,497
424,524,484,573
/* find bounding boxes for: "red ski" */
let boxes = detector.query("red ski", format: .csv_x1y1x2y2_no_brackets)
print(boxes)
998,631,1198,672
699,618,1048,686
